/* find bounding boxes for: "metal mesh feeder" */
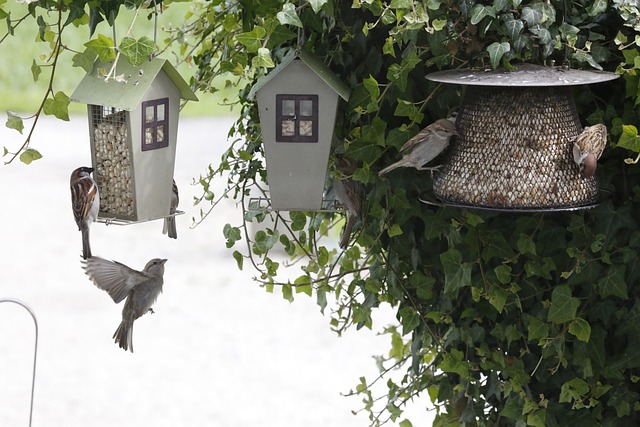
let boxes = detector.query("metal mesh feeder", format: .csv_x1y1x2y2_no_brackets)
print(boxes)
426,64,619,211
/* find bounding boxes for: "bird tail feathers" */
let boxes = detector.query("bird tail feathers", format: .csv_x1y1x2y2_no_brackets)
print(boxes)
113,320,134,353
378,158,409,176
163,217,177,239
81,226,92,260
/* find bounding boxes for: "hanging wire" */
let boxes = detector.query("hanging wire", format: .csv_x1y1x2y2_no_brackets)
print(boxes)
153,0,158,49
0,298,38,427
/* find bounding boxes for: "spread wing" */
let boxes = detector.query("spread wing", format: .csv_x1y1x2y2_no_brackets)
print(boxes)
399,127,432,153
82,256,151,303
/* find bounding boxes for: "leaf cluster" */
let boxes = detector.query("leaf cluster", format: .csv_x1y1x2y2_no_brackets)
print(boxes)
6,0,640,425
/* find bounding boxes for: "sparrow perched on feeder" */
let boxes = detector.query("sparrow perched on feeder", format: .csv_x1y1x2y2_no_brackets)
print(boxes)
70,166,100,260
573,124,607,178
82,256,167,353
333,156,363,249
162,179,179,239
378,118,459,176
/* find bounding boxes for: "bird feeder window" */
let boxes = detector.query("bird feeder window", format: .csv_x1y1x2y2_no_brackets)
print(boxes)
142,98,169,151
276,94,318,142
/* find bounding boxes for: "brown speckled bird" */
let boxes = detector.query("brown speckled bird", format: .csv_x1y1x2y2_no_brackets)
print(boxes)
333,156,363,249
573,124,607,178
82,256,167,352
70,166,100,259
162,179,179,239
378,118,458,175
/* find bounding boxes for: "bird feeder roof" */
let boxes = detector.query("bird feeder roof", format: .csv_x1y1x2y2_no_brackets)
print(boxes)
427,63,619,87
71,56,198,110
248,49,350,101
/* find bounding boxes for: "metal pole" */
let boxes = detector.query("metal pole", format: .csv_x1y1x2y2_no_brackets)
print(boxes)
0,298,38,427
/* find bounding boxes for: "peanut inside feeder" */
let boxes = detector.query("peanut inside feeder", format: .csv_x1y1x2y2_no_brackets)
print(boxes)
426,64,619,211
92,107,135,219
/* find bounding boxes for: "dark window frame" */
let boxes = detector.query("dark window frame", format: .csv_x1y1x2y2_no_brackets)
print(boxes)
275,94,319,143
141,98,169,151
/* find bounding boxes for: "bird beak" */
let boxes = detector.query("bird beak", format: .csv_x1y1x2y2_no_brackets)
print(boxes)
87,167,95,173
161,259,168,265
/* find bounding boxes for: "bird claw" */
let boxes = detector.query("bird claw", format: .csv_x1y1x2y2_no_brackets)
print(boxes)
417,164,442,171
147,308,155,315
417,164,443,179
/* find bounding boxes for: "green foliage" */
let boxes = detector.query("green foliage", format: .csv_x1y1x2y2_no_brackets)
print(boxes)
5,0,640,425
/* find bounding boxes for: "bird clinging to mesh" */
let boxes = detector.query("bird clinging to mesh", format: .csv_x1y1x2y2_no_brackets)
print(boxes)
572,124,607,178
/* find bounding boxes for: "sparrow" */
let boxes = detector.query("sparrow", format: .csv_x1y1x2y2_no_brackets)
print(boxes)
70,166,100,260
162,179,179,239
572,123,607,178
378,118,459,176
333,156,363,249
82,256,167,352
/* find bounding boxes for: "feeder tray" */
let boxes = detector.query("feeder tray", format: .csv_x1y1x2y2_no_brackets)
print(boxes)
97,209,184,226
248,197,339,213
426,64,619,211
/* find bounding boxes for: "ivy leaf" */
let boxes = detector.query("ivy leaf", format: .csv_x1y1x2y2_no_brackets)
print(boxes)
569,317,591,342
494,265,512,284
470,4,497,25
527,315,549,342
398,306,421,335
597,265,628,299
504,18,524,40
440,249,472,295
517,234,537,255
232,250,244,270
30,59,41,82
487,42,510,68
72,49,98,73
42,91,70,121
363,75,380,100
84,34,116,62
388,223,403,237
307,0,327,13
547,285,580,323
588,0,607,16
277,3,303,28
440,349,469,377
19,148,42,164
118,36,156,67
344,140,382,163
6,111,23,134
236,27,266,53
223,224,242,248
521,6,542,26
252,47,275,68
282,283,294,302
617,125,640,152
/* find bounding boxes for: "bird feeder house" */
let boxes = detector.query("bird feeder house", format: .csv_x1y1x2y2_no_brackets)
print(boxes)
71,56,197,223
248,49,350,211
426,64,618,211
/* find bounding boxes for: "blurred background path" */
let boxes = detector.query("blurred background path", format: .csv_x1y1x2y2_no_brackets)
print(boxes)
0,116,433,426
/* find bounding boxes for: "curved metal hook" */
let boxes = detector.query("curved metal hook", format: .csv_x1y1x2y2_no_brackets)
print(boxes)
0,298,38,427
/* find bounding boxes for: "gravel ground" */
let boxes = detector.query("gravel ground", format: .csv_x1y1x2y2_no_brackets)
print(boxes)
0,115,435,426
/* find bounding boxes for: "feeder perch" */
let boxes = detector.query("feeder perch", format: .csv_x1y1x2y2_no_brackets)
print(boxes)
426,64,618,211
70,56,198,223
248,49,350,211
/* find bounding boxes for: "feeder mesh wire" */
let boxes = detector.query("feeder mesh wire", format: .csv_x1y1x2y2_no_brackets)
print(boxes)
433,86,599,209
91,105,136,219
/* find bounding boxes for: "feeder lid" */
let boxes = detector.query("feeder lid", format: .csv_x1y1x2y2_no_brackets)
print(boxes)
248,49,351,101
426,63,619,87
71,56,198,110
